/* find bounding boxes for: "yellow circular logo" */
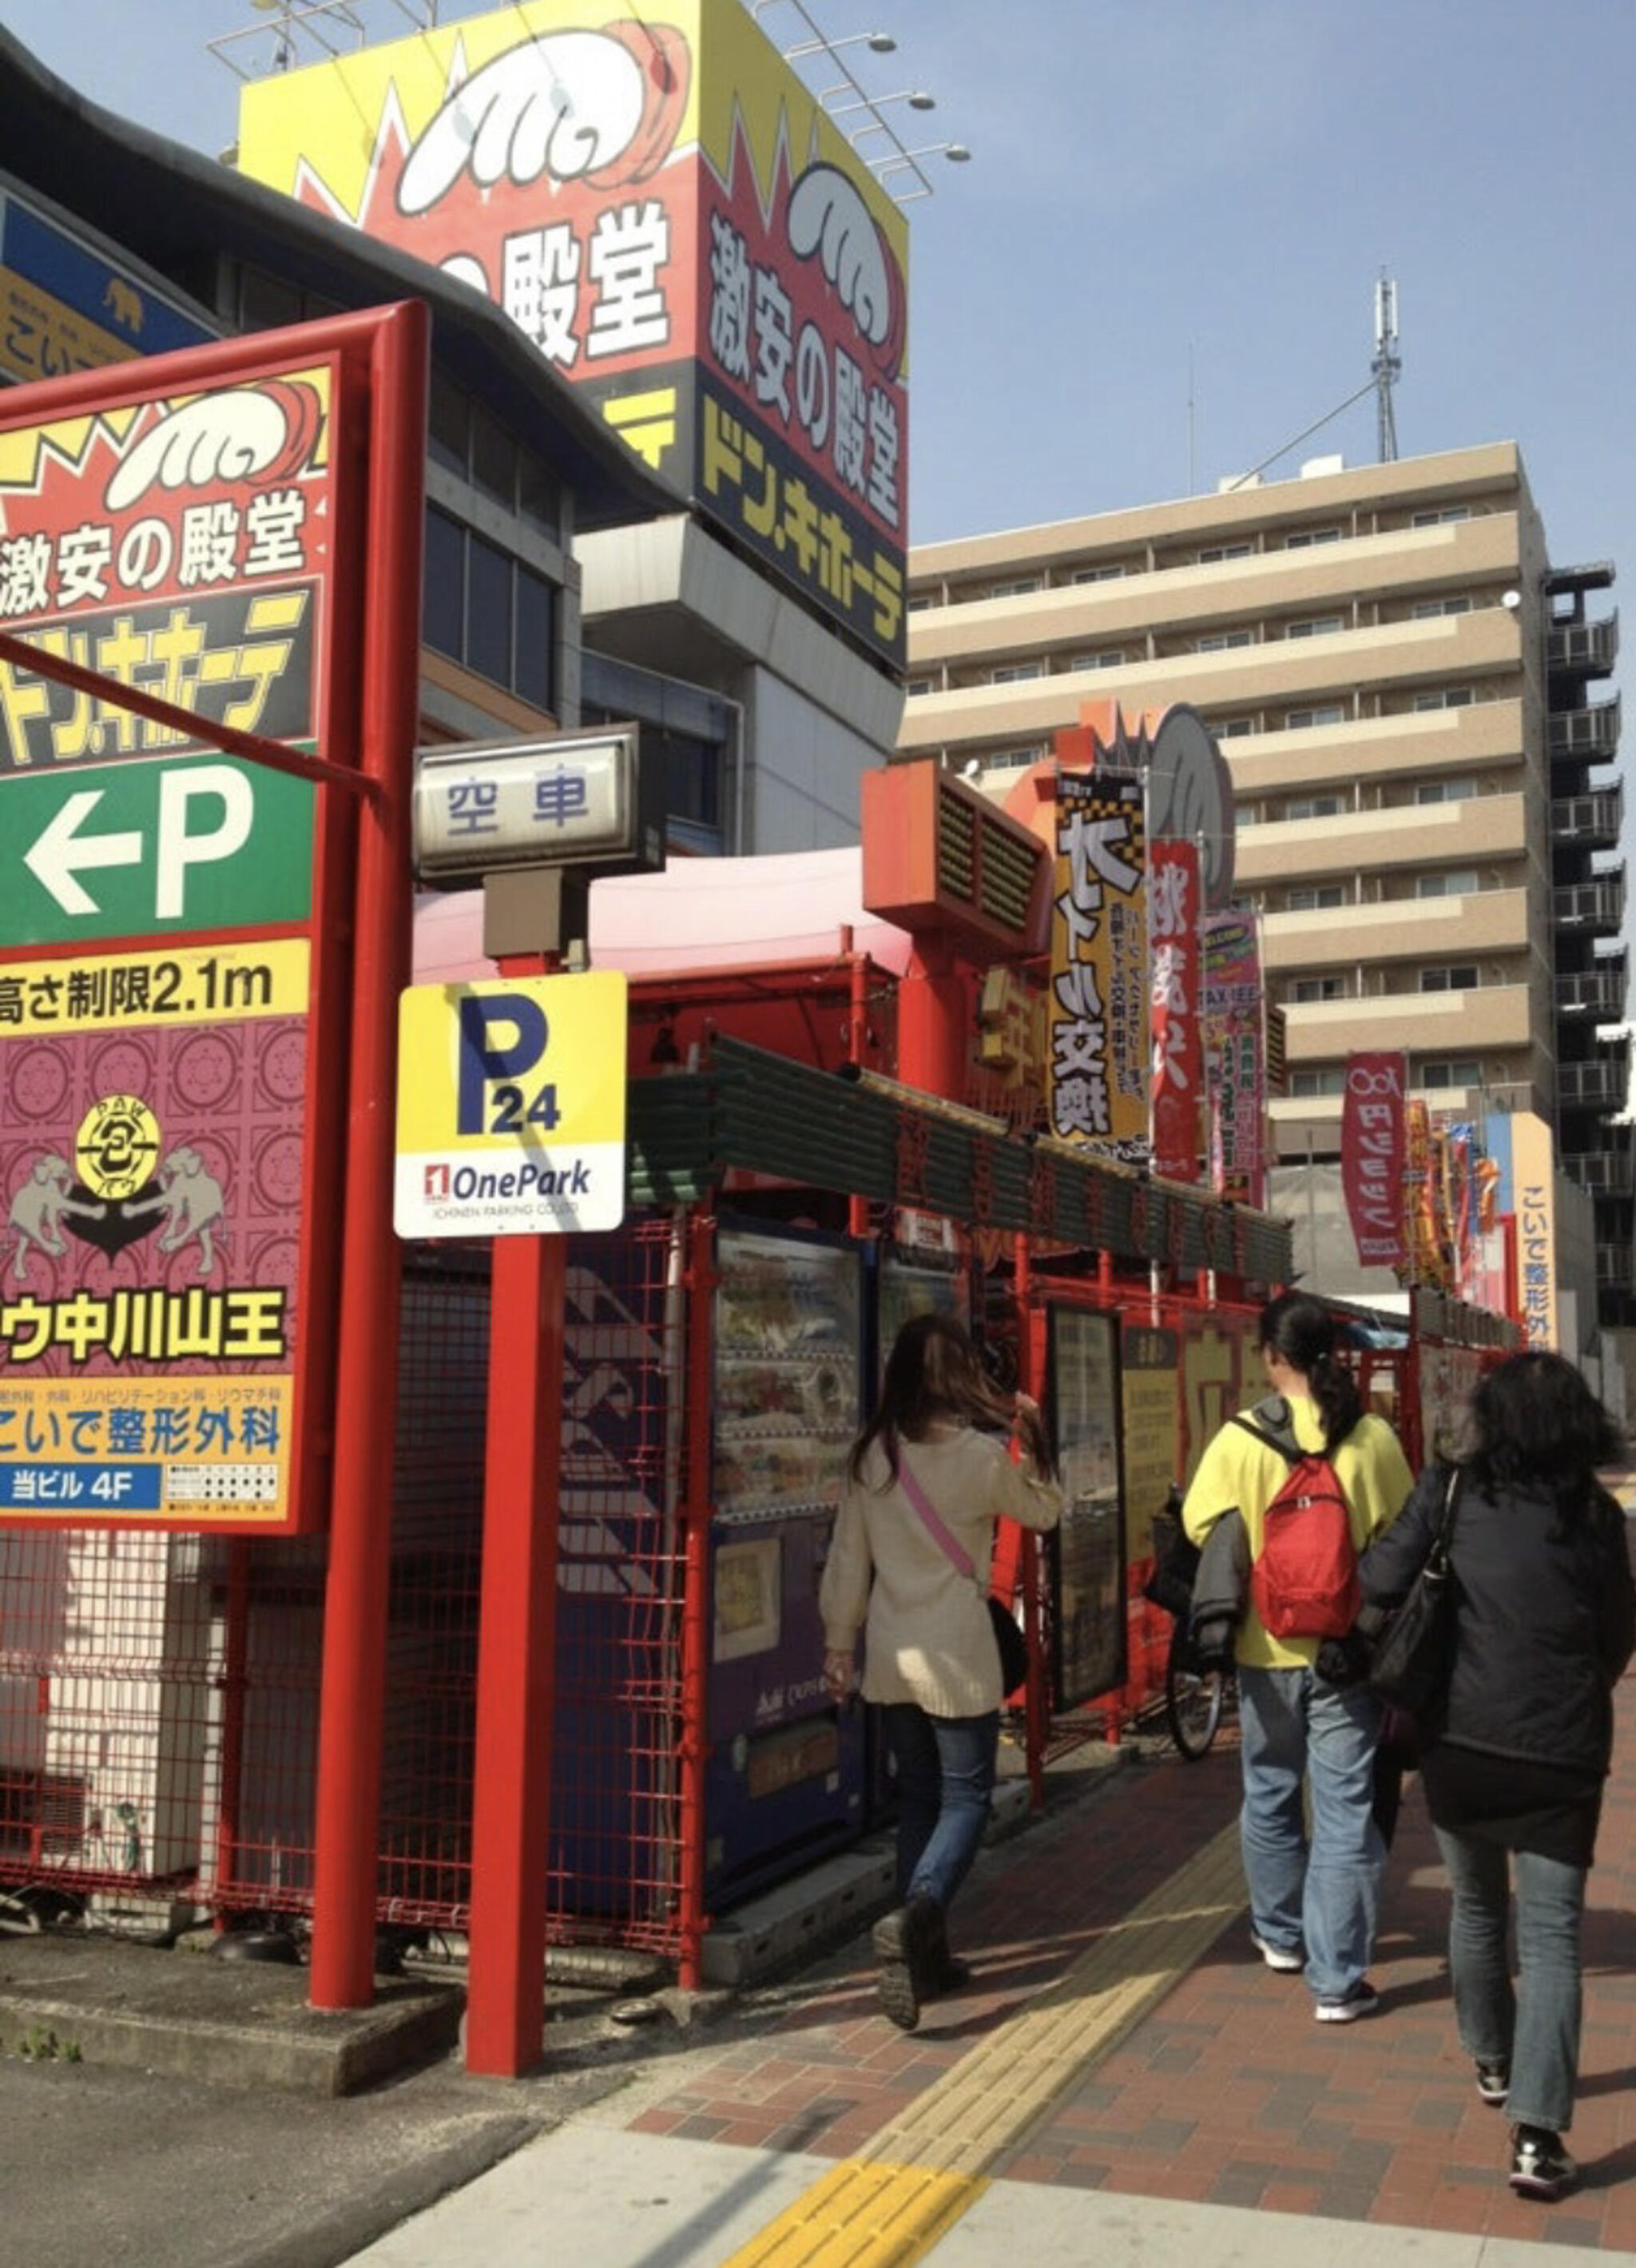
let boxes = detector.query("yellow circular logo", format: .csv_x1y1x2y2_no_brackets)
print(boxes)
76,1095,161,1201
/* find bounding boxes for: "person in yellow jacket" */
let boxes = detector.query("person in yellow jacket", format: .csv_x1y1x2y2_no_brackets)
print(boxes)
1184,1291,1413,2022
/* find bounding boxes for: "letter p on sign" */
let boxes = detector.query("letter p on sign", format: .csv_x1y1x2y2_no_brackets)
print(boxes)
457,991,548,1135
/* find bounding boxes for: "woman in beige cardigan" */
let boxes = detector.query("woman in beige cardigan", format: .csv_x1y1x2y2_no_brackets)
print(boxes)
820,1313,1063,2030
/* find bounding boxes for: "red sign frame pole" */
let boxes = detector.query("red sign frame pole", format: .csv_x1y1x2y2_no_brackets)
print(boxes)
463,945,565,2075
308,300,429,2010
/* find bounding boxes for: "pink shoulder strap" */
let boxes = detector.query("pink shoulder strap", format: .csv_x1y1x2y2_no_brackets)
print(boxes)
895,1449,978,1581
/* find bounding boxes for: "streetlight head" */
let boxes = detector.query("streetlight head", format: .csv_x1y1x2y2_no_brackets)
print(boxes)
943,142,972,162
867,32,897,53
907,89,935,111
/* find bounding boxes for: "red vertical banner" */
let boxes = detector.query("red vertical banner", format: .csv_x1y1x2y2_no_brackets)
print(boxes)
1341,1053,1408,1267
1149,839,1201,1180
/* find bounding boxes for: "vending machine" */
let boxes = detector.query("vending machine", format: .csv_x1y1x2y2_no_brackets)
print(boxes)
705,1221,870,1905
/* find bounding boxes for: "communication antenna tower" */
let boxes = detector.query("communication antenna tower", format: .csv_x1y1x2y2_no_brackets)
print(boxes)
1372,270,1400,462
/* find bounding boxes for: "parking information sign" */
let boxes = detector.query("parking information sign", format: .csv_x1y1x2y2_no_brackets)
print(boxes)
394,973,629,1239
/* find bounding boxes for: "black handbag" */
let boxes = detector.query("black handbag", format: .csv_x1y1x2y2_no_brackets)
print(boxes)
987,1595,1030,1694
1367,1467,1462,1724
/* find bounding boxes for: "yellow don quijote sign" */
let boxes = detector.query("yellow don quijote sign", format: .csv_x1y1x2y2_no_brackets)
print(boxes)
394,973,629,1239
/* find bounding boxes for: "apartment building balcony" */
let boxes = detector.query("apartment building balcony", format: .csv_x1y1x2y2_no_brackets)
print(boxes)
1262,886,1531,969
1239,792,1526,886
1284,983,1534,1057
1549,696,1621,763
1547,613,1619,678
1559,1049,1629,1111
1554,874,1626,934
1555,954,1627,1021
1551,783,1623,850
1565,1151,1635,1199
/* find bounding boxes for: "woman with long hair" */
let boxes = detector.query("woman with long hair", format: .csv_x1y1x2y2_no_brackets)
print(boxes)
1360,1352,1634,2201
820,1311,1062,2032
1182,1290,1414,2021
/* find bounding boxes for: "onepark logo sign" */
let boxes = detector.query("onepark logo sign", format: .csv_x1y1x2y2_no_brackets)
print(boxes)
393,973,628,1239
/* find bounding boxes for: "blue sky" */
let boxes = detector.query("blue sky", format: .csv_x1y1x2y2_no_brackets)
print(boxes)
6,0,1633,573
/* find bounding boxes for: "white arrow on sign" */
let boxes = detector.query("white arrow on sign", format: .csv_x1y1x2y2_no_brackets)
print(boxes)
23,790,144,916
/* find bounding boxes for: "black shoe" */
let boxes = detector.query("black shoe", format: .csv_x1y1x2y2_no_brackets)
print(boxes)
923,1948,974,1998
872,1895,941,2032
1509,2125,1576,2201
1475,2060,1509,2107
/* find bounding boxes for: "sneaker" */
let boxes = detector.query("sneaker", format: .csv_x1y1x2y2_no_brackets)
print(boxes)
1314,1978,1380,2024
1251,1932,1304,1973
1509,2125,1576,2201
1476,2060,1510,2107
872,1895,941,2032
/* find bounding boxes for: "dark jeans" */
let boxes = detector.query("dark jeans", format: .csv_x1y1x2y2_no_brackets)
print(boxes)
884,1703,999,1913
1434,1827,1586,2133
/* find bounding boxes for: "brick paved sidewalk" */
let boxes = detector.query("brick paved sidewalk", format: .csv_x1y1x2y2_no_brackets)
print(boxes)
626,1679,1636,2246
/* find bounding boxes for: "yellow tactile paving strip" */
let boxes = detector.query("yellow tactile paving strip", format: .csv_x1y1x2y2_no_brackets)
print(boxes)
719,1819,1247,2267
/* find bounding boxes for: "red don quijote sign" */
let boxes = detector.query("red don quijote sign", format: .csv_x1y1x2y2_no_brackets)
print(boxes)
1341,1053,1408,1268
0,311,425,1532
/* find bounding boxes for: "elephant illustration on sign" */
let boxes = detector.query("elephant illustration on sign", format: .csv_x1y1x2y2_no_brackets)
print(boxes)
125,1146,228,1276
6,1156,106,1281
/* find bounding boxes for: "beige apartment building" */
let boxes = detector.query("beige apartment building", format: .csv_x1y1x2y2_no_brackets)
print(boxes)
899,442,1633,1327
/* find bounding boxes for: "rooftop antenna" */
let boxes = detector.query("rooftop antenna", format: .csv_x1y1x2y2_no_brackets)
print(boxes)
1372,270,1400,462
1222,270,1404,490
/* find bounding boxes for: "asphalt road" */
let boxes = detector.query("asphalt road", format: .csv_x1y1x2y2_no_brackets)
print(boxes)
0,2001,701,2268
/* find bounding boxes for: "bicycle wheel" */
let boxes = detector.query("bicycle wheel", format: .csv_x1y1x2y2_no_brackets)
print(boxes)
1165,1622,1225,1760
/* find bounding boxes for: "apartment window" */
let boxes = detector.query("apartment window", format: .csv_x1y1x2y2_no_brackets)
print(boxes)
1285,527,1342,549
907,596,934,613
991,577,1041,597
1420,1057,1483,1089
1198,542,1253,562
1285,794,1345,820
1415,779,1476,803
1412,597,1473,617
1071,563,1126,583
1288,884,1348,910
1290,975,1348,1002
1068,650,1125,671
1416,870,1479,898
1414,688,1475,711
1286,705,1345,730
1285,615,1344,639
991,661,1042,683
1412,506,1471,525
423,504,555,709
1215,717,1255,738
1291,1068,1347,1096
1198,630,1253,652
905,676,934,696
1420,965,1479,991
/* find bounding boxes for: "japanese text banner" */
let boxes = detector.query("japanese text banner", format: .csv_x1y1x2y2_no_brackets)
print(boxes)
1342,1052,1408,1268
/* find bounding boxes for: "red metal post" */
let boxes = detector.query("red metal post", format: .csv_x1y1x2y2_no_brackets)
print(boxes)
674,1204,717,1990
308,301,428,2009
464,978,564,2073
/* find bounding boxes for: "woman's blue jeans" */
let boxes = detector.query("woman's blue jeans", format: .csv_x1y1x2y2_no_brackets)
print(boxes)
1433,1826,1586,2133
1236,1663,1384,2002
884,1703,999,1912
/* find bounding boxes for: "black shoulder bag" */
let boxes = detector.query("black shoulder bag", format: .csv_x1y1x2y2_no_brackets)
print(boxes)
1367,1466,1462,1725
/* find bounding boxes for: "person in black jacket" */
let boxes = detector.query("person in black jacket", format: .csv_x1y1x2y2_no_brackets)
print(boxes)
1359,1352,1634,2203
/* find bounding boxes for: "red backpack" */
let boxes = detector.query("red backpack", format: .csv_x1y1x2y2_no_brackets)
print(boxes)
1233,1399,1360,1640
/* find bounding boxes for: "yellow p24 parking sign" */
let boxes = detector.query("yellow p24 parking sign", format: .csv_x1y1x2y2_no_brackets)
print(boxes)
394,973,628,1239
